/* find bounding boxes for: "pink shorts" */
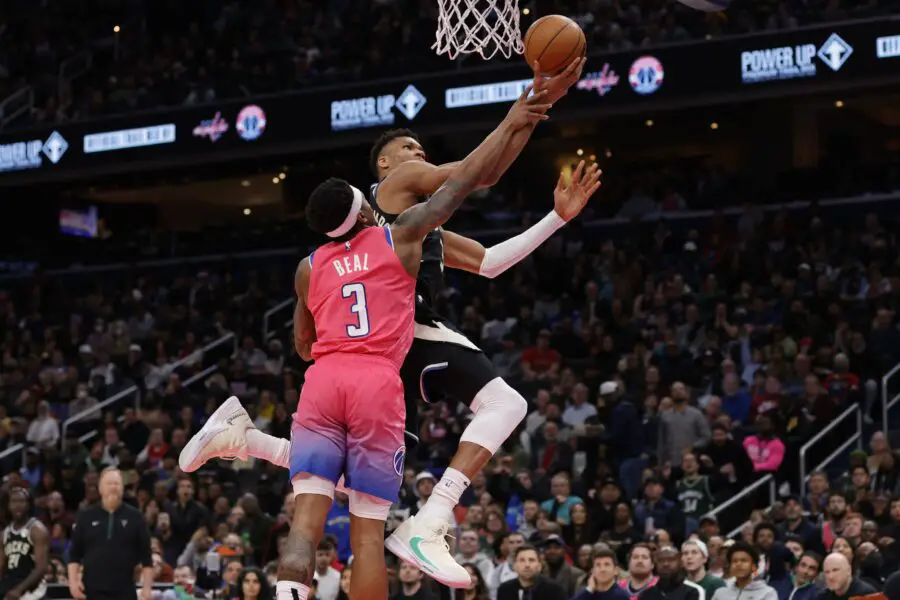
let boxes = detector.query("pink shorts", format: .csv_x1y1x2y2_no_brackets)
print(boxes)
289,354,406,502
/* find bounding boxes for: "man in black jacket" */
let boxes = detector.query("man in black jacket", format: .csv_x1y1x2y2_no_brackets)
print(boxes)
817,553,876,600
638,547,702,600
67,467,153,600
497,545,566,600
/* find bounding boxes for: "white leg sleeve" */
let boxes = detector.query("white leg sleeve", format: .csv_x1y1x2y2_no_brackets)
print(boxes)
292,474,336,499
460,377,528,455
348,490,393,520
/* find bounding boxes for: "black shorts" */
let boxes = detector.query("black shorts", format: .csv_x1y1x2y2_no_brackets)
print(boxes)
400,319,497,449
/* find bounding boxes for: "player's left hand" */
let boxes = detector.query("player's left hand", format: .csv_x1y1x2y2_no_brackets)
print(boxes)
553,160,602,222
533,57,586,105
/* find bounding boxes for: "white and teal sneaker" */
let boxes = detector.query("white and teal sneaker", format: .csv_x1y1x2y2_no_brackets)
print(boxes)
385,515,471,588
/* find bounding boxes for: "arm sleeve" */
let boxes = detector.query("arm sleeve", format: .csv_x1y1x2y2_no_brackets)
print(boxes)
137,514,153,567
68,511,85,564
479,212,566,278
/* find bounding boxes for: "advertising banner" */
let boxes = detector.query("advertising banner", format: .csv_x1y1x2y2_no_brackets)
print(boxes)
0,18,897,185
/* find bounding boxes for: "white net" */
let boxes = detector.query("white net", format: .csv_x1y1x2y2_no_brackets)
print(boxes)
433,0,525,60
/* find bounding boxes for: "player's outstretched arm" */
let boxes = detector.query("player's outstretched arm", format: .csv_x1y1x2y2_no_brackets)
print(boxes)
293,258,316,361
390,87,550,248
378,80,557,203
481,58,586,187
444,161,601,277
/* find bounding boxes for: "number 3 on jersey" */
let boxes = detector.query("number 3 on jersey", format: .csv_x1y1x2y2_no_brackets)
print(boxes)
342,283,370,337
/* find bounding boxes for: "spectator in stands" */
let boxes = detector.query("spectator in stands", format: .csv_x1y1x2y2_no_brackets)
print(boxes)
743,414,786,475
819,552,876,600
540,473,582,526
313,538,341,600
618,543,658,600
773,551,822,600
391,560,436,600
822,493,849,550
753,522,793,582
26,401,59,448
713,542,778,600
778,496,821,553
496,545,564,600
168,478,208,552
635,478,682,541
830,537,855,567
639,547,701,600
682,540,725,600
456,528,493,582
540,534,584,597
572,547,630,600
658,382,710,467
489,532,523,595
459,563,489,600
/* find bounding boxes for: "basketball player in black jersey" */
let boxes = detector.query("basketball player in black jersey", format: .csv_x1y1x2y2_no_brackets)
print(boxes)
176,57,594,588
0,488,49,600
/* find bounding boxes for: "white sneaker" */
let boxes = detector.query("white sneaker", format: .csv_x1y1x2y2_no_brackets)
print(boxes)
179,396,254,472
385,514,471,588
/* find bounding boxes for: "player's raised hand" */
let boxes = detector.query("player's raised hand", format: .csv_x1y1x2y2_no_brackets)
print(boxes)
553,160,602,222
503,85,551,130
533,57,586,105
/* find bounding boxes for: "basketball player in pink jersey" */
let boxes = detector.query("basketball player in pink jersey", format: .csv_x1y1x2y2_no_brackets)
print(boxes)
248,88,548,600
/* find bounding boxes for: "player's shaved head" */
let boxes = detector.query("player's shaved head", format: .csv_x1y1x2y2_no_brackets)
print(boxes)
369,128,420,177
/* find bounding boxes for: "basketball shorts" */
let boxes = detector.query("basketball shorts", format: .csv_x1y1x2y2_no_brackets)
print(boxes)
400,318,498,448
290,354,406,503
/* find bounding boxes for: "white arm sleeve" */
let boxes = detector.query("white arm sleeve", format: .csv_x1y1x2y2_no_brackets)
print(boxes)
477,211,566,279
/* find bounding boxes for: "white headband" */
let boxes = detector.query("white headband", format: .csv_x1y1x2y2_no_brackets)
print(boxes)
326,185,364,238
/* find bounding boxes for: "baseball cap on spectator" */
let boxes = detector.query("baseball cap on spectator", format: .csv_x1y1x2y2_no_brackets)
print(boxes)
79,344,92,354
540,534,565,548
415,471,436,484
130,344,142,353
26,447,40,456
699,515,718,526
599,381,618,396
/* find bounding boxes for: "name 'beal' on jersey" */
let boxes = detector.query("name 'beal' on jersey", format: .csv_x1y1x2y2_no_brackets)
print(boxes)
370,182,445,313
306,226,415,369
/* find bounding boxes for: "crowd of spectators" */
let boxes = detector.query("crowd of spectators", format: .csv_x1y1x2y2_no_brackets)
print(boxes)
2,0,898,127
4,183,900,598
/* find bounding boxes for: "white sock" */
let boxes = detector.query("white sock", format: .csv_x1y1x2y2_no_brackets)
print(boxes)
247,429,291,469
418,467,469,521
276,580,309,600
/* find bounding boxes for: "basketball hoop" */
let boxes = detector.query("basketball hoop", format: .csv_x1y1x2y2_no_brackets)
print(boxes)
433,0,524,60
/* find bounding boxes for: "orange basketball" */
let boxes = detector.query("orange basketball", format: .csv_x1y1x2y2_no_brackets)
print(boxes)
523,15,586,76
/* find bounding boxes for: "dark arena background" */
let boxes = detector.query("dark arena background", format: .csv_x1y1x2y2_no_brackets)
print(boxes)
3,0,900,598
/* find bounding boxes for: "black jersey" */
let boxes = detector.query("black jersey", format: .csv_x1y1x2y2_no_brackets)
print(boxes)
370,182,445,322
1,518,46,599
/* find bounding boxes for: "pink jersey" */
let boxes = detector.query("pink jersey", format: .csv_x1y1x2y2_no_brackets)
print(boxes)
306,226,415,368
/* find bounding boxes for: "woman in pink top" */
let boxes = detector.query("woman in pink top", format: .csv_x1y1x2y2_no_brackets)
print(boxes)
742,415,785,473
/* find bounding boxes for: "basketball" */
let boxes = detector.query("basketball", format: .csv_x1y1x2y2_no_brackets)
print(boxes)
523,15,586,76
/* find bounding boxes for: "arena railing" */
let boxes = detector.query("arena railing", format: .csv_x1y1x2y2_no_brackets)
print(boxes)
59,331,237,448
0,85,33,129
263,298,294,341
60,384,140,448
163,331,237,376
0,442,26,467
881,360,900,434
701,473,776,539
798,403,863,496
